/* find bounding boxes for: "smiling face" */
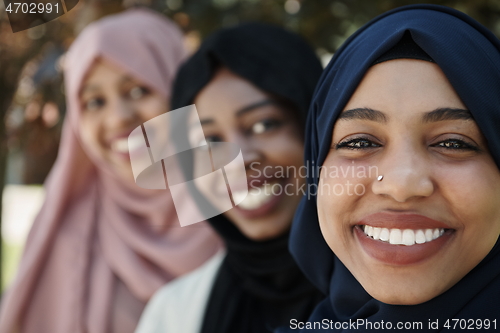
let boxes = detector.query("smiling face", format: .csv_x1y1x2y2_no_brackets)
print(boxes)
190,67,305,241
79,58,169,182
317,59,500,305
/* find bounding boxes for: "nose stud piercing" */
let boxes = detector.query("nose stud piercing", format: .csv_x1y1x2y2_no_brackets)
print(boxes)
377,175,384,181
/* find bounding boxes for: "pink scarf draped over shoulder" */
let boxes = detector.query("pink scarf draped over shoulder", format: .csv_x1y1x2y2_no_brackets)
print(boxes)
0,8,221,333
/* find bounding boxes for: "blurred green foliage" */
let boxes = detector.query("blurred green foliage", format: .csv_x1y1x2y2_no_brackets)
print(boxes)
162,0,500,52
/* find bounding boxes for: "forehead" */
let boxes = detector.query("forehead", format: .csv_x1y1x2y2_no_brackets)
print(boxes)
80,58,132,95
85,59,124,83
343,59,466,117
193,67,268,119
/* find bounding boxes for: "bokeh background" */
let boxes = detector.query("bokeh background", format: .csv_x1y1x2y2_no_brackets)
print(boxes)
0,0,499,293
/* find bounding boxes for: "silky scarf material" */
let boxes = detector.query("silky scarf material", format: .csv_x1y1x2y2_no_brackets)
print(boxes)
0,8,220,333
284,4,500,332
171,23,325,333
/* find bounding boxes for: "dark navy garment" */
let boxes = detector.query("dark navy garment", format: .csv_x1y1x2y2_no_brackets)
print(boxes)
282,4,500,332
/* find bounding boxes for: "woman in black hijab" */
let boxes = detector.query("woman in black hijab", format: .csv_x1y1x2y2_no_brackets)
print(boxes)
281,4,500,332
136,23,324,333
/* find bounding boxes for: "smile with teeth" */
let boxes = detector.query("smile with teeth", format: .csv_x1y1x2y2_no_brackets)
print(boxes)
361,225,446,246
111,134,145,154
232,181,279,211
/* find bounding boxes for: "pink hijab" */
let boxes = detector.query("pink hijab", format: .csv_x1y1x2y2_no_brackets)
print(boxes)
0,8,220,333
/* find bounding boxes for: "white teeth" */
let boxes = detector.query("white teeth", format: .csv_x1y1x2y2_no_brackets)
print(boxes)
433,229,440,240
231,190,247,205
389,229,402,245
425,229,434,242
415,230,426,244
362,226,446,246
402,229,415,246
379,228,390,242
111,135,145,153
233,182,277,210
128,134,145,151
111,138,129,153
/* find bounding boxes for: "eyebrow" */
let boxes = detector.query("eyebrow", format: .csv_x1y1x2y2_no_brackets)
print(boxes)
338,107,473,123
199,119,214,126
81,74,140,94
235,99,276,116
422,107,473,123
80,84,100,95
120,75,140,86
198,99,277,126
338,108,388,123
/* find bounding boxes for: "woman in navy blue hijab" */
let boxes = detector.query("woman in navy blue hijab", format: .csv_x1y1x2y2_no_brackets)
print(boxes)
283,4,500,332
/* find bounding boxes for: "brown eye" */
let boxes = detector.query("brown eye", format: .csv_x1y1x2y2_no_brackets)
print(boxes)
431,139,479,151
335,137,382,150
129,86,150,100
251,119,282,134
197,135,223,151
84,97,105,111
205,135,223,144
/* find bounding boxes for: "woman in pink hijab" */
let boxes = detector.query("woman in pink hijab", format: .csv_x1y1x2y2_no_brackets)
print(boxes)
0,8,220,333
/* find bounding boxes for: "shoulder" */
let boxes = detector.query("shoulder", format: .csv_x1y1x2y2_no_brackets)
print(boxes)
135,250,226,333
166,249,225,296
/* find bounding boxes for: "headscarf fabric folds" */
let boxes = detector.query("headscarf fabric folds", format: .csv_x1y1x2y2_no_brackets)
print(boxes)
287,4,500,332
171,23,325,333
0,8,220,333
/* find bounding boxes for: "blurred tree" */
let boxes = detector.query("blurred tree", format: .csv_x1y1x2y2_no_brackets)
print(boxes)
1,0,500,287
0,0,124,288
161,0,500,53
7,43,65,184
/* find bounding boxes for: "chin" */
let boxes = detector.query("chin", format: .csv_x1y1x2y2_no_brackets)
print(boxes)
239,226,279,241
362,280,445,306
370,293,429,306
234,220,289,241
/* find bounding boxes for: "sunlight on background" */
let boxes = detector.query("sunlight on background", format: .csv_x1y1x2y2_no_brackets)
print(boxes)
1,185,44,291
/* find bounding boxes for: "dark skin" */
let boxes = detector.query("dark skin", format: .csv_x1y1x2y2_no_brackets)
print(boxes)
318,59,500,305
79,58,169,183
190,67,305,241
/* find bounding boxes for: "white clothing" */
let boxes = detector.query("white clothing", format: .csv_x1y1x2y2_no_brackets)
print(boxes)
135,251,225,333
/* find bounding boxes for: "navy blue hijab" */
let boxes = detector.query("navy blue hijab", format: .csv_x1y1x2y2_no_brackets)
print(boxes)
285,4,500,332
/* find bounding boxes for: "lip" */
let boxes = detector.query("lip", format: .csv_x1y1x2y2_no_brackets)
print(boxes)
107,128,136,144
106,128,142,160
247,174,272,189
232,177,286,219
355,212,455,265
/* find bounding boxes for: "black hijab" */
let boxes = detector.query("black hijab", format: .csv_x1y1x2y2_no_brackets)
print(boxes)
171,23,325,333
285,4,500,332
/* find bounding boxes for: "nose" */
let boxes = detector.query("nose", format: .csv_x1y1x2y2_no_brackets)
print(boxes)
371,143,434,202
105,96,137,129
229,132,263,170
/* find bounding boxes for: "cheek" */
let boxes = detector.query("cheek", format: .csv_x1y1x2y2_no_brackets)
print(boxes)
434,158,500,277
79,114,104,155
436,160,500,238
191,150,233,213
319,155,374,209
317,155,373,252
